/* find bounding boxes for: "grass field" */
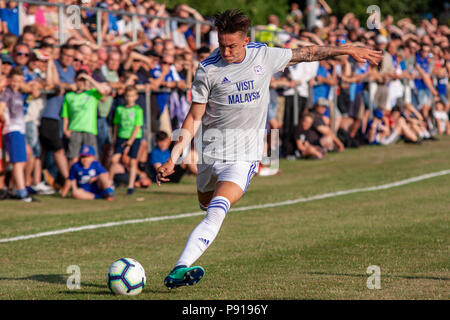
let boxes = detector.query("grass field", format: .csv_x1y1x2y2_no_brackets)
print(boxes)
0,137,449,300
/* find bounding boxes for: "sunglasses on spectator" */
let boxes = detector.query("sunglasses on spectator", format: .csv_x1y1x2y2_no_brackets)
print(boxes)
74,58,83,62
16,51,29,57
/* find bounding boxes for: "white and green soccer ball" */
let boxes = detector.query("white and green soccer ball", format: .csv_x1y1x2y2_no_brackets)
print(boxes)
107,258,146,295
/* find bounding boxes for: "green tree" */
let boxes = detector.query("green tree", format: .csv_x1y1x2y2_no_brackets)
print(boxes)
163,0,290,26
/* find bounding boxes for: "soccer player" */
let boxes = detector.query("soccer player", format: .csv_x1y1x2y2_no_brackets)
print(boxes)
156,9,383,289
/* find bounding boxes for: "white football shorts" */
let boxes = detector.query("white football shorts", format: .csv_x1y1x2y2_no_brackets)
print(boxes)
196,160,259,193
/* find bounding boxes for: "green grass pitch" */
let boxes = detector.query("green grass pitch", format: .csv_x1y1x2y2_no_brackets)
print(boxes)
0,136,449,300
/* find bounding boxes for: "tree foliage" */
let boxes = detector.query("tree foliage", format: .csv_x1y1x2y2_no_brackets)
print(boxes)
163,0,290,26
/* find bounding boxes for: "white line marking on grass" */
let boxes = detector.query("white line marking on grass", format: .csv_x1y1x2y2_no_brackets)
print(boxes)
1,169,449,244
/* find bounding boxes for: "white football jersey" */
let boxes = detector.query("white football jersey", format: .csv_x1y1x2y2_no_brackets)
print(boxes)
191,42,292,162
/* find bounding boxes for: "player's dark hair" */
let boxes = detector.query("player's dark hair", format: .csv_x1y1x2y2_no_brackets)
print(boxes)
196,46,210,56
213,9,251,35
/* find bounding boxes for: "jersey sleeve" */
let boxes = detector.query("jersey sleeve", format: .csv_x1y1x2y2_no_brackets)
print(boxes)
265,47,293,74
190,65,210,104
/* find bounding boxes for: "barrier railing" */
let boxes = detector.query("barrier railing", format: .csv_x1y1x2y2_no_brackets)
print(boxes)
15,0,212,46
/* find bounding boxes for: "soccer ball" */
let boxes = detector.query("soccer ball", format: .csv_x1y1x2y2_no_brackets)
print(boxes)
107,258,146,295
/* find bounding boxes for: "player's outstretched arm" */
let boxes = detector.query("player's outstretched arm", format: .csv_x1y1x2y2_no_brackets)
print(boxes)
287,45,383,66
156,102,206,186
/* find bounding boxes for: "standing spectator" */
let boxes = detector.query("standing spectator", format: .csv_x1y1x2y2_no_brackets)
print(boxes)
93,50,122,153
24,50,55,195
0,67,34,202
39,43,76,187
61,70,110,166
0,1,19,36
109,86,144,195
414,44,438,122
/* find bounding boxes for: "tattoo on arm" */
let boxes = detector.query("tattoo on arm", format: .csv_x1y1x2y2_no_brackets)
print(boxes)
289,45,348,65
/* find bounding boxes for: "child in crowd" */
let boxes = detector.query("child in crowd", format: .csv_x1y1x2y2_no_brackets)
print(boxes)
0,67,33,201
61,70,110,166
433,100,450,135
149,130,188,183
109,85,144,195
61,145,114,200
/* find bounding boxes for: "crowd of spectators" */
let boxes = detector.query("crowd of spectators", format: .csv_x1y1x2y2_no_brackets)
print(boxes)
0,0,448,201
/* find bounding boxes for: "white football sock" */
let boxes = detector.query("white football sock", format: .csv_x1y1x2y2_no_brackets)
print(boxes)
175,196,231,268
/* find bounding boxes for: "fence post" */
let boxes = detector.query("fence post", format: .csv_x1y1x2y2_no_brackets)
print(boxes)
58,4,64,45
96,10,102,46
17,1,24,34
293,89,299,126
195,21,201,49
250,27,256,43
145,89,152,153
330,85,337,133
132,14,138,42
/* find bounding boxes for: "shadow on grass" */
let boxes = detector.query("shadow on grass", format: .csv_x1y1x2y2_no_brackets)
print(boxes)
0,274,66,284
0,274,172,296
308,271,450,281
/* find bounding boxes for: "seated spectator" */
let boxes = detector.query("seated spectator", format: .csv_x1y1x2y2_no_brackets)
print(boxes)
149,130,187,183
61,70,111,166
109,86,144,196
367,108,419,145
311,98,345,152
295,113,326,159
365,109,391,145
61,145,114,201
0,66,34,202
433,100,450,135
402,103,433,140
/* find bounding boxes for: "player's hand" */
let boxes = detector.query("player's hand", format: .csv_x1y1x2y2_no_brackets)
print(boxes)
156,160,175,186
64,129,72,138
346,45,383,65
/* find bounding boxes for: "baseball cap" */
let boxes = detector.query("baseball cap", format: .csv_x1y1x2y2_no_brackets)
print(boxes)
374,109,384,119
79,145,96,157
315,97,329,107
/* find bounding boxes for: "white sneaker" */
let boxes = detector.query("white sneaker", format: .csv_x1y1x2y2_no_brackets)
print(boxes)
32,182,55,195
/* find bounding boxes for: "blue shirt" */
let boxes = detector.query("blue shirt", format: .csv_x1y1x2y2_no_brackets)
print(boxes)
150,65,178,113
414,53,430,91
42,60,76,120
0,7,19,36
68,160,107,193
149,147,170,166
313,65,331,103
437,77,447,95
